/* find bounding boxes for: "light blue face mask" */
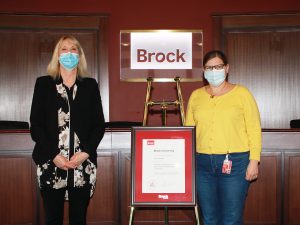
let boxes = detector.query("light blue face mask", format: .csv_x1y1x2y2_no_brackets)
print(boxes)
59,52,79,71
204,69,226,87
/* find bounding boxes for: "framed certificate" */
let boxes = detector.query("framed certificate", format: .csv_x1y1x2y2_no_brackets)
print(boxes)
131,126,196,206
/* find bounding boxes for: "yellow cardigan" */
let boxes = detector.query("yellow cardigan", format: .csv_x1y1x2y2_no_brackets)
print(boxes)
185,84,262,161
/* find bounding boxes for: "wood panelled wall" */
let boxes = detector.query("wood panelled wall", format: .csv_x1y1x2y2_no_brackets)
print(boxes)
0,14,109,122
227,30,300,128
213,13,300,128
1,131,300,225
1,13,300,128
0,156,37,225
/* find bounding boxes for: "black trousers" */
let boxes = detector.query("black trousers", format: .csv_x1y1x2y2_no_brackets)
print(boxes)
40,187,91,225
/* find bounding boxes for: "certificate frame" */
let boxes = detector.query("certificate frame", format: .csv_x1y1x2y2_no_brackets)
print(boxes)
131,126,196,206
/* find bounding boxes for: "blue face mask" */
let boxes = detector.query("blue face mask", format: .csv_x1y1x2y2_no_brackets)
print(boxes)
204,69,226,87
59,52,79,71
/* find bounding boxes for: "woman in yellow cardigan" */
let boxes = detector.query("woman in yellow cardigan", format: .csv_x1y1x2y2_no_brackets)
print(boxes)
185,50,261,225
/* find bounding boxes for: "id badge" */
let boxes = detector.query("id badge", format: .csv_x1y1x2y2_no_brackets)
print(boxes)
222,154,232,174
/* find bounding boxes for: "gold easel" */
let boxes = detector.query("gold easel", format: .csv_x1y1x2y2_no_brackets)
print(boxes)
129,205,200,225
142,77,186,126
129,77,201,225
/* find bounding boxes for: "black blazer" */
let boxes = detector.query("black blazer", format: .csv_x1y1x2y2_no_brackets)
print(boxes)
30,75,105,165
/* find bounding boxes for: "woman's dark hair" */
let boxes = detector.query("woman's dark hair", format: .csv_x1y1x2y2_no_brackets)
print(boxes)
203,50,228,66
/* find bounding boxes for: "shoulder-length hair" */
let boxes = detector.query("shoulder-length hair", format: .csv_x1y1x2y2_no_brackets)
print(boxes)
47,35,89,79
203,50,228,66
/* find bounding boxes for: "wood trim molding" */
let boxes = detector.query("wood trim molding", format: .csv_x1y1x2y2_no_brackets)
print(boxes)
212,12,300,49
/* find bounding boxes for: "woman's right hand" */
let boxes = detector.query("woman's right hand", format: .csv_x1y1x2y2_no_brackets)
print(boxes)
53,154,69,170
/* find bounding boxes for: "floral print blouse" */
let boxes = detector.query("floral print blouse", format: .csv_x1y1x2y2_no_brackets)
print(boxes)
36,80,97,198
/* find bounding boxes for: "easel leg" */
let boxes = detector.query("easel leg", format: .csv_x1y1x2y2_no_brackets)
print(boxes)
162,104,167,126
164,207,169,225
194,204,201,225
129,206,135,225
142,78,153,126
175,77,185,125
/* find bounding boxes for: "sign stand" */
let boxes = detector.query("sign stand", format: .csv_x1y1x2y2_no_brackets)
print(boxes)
142,77,185,126
121,30,203,224
136,78,201,224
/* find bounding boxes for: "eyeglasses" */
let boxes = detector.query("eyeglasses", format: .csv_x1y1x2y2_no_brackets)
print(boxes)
204,64,225,71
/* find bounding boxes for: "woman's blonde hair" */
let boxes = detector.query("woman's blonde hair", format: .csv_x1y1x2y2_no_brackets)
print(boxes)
47,35,89,79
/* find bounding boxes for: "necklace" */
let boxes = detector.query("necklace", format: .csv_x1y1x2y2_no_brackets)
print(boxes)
210,82,227,98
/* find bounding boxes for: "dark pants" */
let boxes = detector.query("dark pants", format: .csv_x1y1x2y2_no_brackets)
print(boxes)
40,187,91,225
196,152,250,225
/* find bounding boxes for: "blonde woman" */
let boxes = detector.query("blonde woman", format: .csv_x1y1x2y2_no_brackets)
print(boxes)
30,35,105,225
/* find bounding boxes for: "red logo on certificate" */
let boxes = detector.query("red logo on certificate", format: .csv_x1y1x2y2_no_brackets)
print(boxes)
147,140,155,145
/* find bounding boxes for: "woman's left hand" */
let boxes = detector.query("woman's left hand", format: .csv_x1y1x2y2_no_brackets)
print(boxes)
245,159,259,181
66,152,89,169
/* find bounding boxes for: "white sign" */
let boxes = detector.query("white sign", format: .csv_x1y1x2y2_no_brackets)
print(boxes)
131,32,192,69
142,139,185,193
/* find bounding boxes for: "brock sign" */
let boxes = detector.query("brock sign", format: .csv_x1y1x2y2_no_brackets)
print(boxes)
130,32,192,70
